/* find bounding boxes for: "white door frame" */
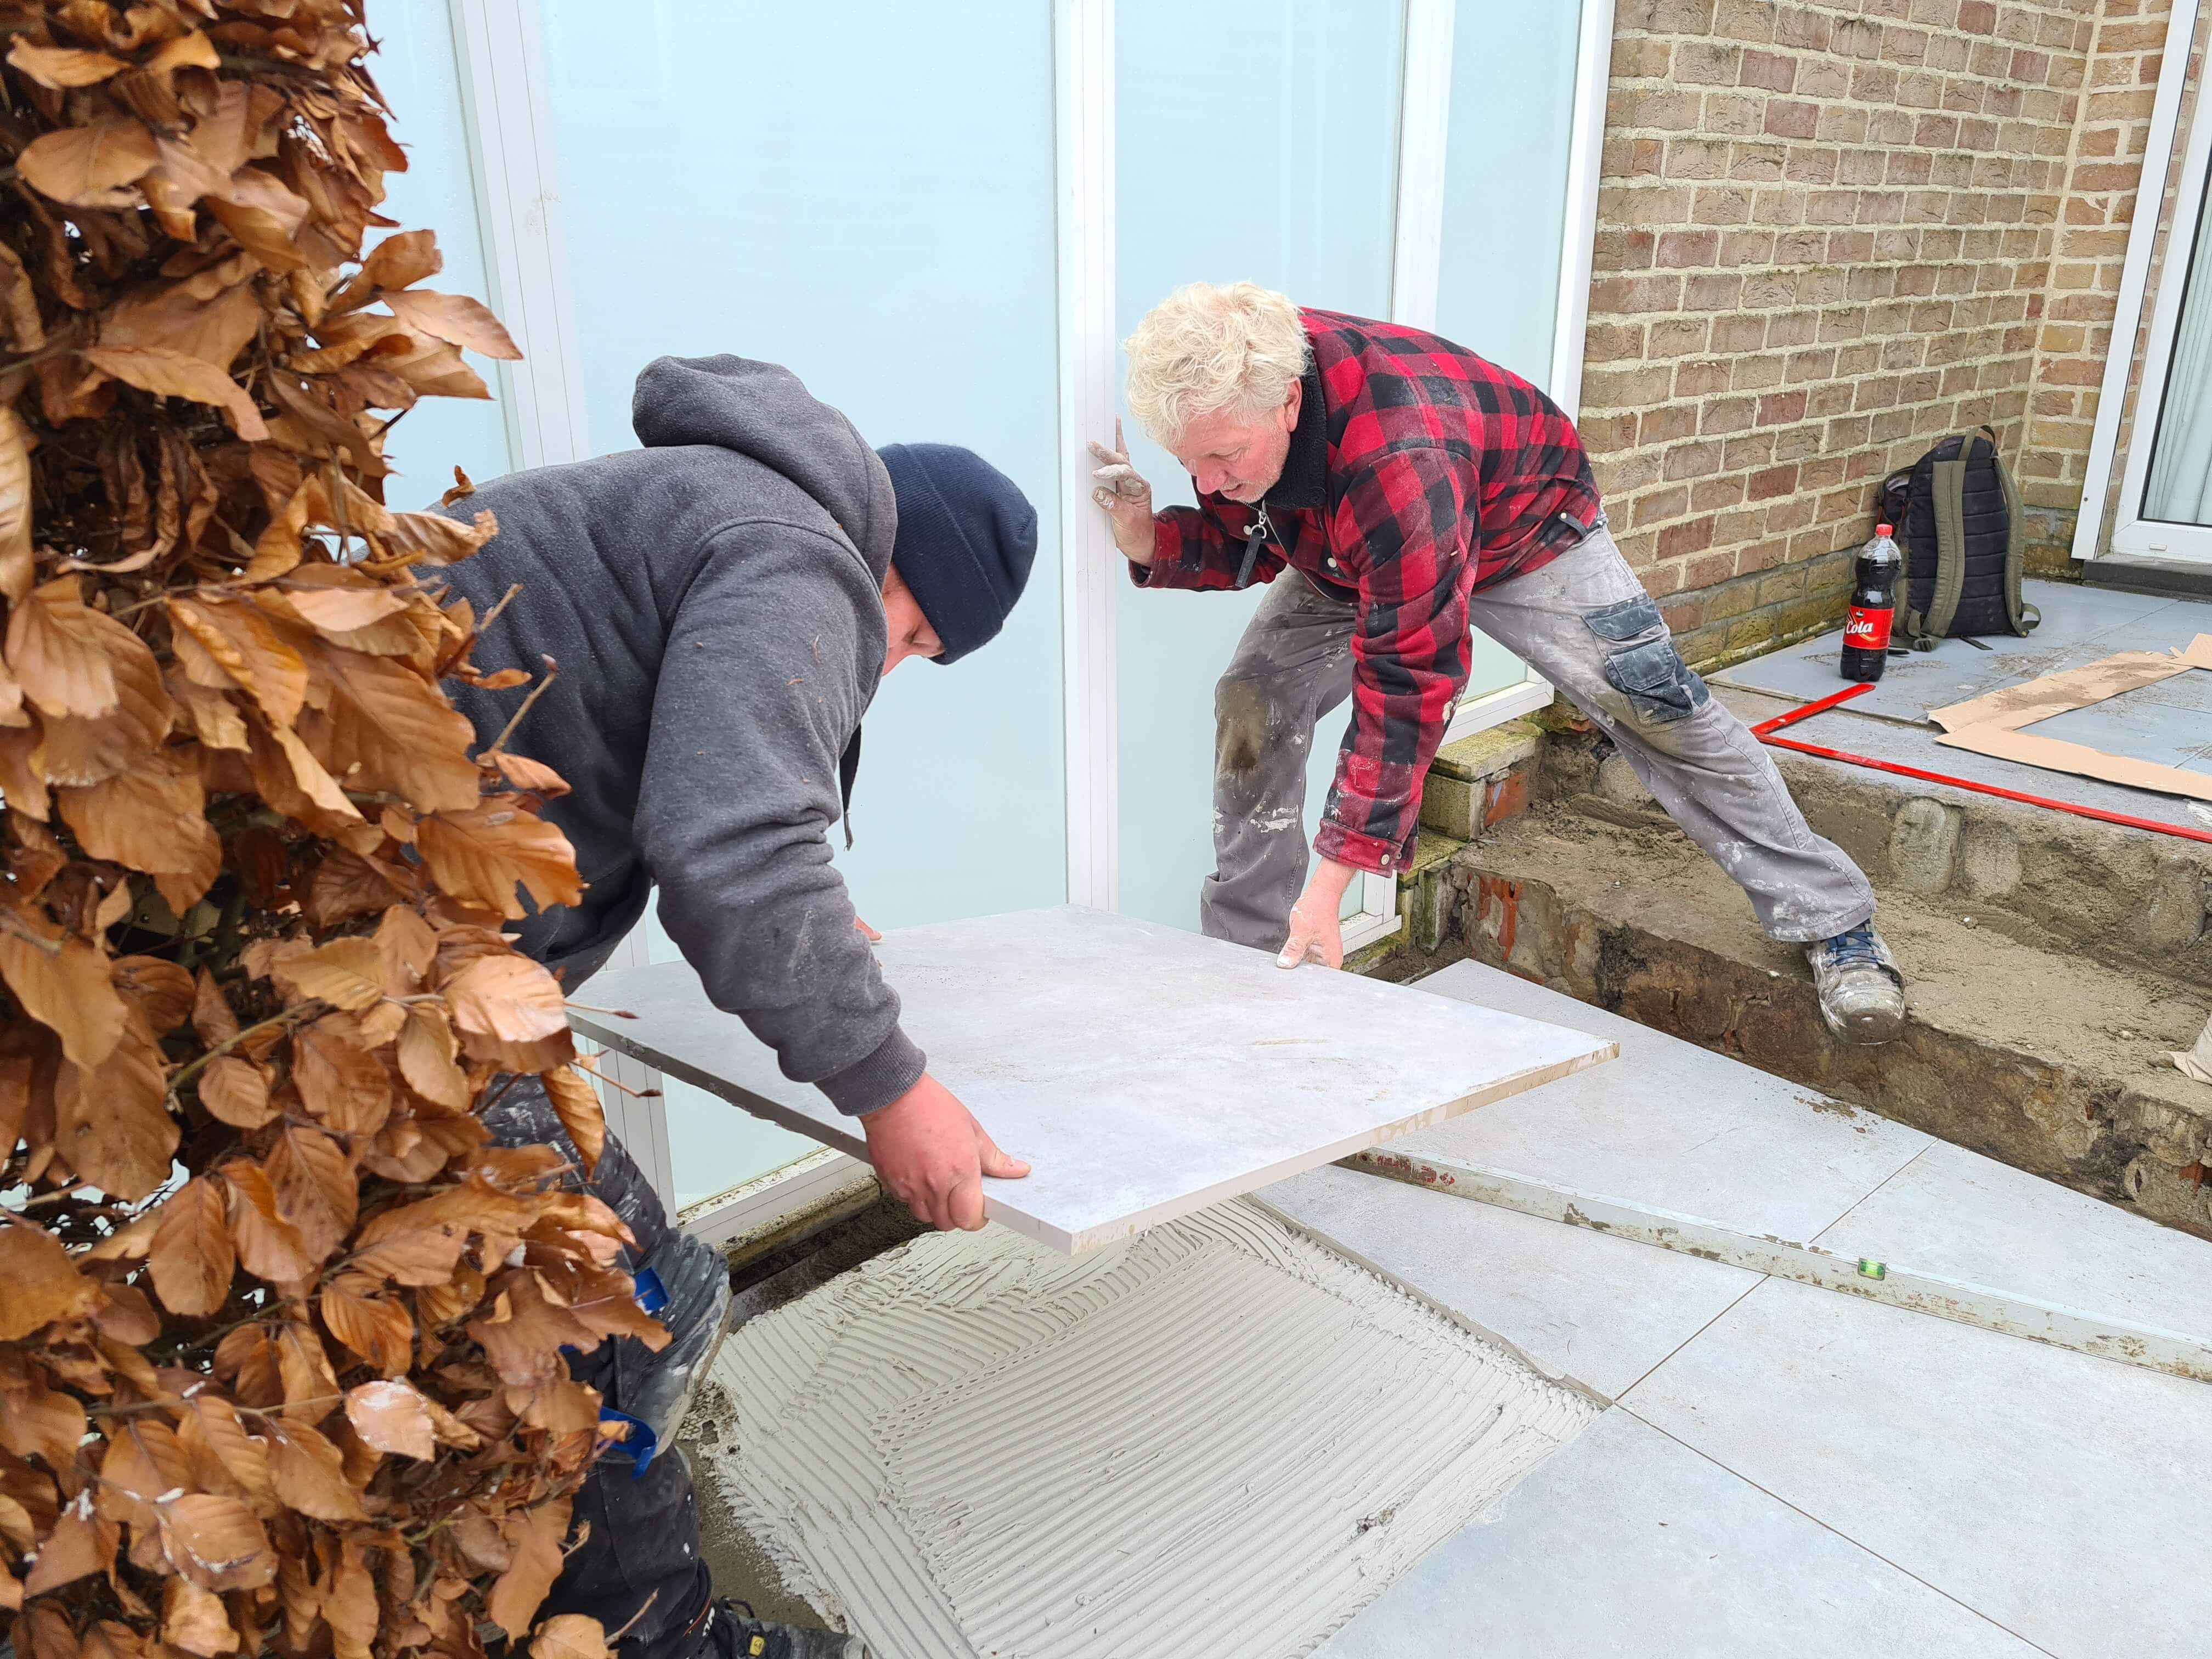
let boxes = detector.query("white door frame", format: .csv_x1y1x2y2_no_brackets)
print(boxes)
2073,0,2210,566
451,0,1618,1229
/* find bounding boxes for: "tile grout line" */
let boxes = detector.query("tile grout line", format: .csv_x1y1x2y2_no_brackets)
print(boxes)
1616,1404,2065,1659
1615,1273,1770,1401
1807,1141,1934,1249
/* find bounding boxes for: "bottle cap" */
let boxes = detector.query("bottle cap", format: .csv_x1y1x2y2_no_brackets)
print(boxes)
1875,523,1893,535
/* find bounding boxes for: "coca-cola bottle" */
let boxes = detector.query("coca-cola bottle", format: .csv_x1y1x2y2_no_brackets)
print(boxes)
1842,523,1901,682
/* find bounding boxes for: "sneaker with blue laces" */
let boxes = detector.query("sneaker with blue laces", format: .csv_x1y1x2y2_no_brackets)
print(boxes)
1805,924,1906,1045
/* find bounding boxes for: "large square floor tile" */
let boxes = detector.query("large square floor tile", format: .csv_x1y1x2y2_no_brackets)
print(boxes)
1816,1139,2212,1343
1405,961,1930,1243
1262,1163,1759,1398
1624,1278,2212,1657
1319,1408,2044,1659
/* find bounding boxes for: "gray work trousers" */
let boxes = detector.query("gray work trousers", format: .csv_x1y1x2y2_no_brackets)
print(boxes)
1200,524,1876,950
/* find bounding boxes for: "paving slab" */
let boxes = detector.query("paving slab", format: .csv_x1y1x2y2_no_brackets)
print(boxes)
1624,1277,2212,1659
1318,1407,2045,1659
1714,683,2212,833
1392,960,1933,1243
1712,579,2193,724
1816,1138,2212,1344
1261,1162,1760,1398
572,906,1613,1252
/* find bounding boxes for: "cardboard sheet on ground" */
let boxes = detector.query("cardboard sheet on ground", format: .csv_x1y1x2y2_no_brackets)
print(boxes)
571,905,1615,1252
1928,633,2212,803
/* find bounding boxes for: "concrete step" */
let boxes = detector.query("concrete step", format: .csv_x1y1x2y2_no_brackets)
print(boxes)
1442,800,2212,1240
1533,687,2212,994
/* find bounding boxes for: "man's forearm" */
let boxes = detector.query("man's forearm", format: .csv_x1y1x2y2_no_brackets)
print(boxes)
1303,855,1357,909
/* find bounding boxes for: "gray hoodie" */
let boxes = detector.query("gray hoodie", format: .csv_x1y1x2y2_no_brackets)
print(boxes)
438,354,922,1116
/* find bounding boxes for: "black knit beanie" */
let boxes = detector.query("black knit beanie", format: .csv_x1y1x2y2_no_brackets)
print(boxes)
875,443,1039,665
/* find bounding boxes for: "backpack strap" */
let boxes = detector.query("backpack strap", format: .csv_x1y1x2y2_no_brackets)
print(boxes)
1980,424,2039,636
1922,431,1976,641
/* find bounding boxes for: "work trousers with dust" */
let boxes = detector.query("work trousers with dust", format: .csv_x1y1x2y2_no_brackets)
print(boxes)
1203,523,1876,950
484,1080,715,1659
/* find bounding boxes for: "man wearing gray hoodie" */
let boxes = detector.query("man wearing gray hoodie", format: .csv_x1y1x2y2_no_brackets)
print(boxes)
439,354,1040,1659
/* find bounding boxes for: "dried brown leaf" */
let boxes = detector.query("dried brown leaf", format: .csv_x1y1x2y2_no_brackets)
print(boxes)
7,576,119,718
162,1573,241,1652
83,346,268,441
417,805,580,922
531,1616,612,1659
0,1217,100,1339
543,1065,605,1176
294,1014,393,1135
381,290,522,360
266,1125,357,1263
199,1056,277,1130
272,936,385,1012
0,408,33,605
16,117,158,207
344,1379,437,1460
159,1493,272,1595
192,968,241,1046
224,1161,320,1285
486,1498,572,1640
149,1176,236,1317
263,1421,366,1522
168,599,308,726
57,746,223,912
54,1003,177,1202
319,1274,413,1377
5,40,130,87
396,1003,470,1110
111,955,195,1034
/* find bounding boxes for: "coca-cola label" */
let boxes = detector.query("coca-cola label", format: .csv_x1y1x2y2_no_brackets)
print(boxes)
1844,605,1893,651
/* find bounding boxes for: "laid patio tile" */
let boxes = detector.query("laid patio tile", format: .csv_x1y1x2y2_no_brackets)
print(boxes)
1319,1407,2043,1659
1624,1277,2212,1658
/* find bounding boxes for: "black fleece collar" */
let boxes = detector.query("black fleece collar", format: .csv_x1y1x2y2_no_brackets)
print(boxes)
1263,363,1328,512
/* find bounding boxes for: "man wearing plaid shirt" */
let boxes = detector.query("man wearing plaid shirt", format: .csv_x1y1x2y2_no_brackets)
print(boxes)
1091,282,1906,1046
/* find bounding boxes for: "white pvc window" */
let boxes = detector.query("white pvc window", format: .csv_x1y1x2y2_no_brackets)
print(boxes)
423,0,1614,1232
2074,0,2212,568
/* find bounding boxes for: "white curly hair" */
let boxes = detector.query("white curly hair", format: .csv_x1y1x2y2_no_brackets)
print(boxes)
1122,281,1312,442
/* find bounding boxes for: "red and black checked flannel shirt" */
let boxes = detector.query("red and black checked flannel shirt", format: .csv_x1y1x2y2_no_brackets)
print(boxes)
1133,309,1601,876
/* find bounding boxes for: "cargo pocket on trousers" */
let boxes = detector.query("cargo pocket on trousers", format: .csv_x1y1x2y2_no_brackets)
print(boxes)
1597,634,1709,726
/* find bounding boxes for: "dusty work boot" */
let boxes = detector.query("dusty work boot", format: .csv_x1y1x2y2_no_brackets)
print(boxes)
696,1599,872,1659
1806,924,1906,1045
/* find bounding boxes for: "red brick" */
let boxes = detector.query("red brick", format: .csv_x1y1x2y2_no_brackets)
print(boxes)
1758,390,1810,425
1657,229,1723,266
1481,771,1530,830
1740,48,1795,91
1657,517,1720,562
1764,99,1819,138
1747,464,1799,501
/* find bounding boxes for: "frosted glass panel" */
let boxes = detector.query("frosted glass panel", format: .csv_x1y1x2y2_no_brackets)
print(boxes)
1432,1,1584,719
540,0,1064,1205
1114,0,1403,933
1434,4,1582,391
2143,168,2212,526
368,0,513,498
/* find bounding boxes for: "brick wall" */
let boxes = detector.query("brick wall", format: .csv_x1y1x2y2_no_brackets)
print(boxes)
2020,1,2185,566
1581,0,2179,671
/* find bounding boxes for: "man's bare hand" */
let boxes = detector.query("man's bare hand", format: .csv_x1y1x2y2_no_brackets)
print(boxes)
861,1072,1030,1231
1278,857,1356,970
1088,419,1158,566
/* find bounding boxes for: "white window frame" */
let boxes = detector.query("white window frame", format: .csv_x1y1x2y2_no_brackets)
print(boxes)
2073,0,2211,567
447,0,1617,1231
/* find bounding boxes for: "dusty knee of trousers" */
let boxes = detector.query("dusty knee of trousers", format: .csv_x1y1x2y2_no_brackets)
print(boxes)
1583,593,1710,728
1214,676,1284,776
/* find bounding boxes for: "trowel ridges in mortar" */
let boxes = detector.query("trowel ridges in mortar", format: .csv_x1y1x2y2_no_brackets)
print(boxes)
699,1200,1595,1659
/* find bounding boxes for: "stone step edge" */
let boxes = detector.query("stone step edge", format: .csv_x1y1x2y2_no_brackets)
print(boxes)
1443,836,2212,1240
